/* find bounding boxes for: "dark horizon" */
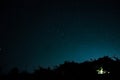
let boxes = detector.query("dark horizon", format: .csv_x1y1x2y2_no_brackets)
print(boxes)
1,55,119,74
1,56,120,80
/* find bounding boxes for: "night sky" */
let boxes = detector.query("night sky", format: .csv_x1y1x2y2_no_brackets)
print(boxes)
1,0,120,73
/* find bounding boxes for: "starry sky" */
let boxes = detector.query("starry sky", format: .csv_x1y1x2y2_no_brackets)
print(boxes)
1,0,120,73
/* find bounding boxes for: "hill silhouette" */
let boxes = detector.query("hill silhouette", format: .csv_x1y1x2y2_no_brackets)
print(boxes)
0,56,120,80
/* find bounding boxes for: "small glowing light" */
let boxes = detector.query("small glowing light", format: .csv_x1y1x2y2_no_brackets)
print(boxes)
107,71,110,74
97,67,106,74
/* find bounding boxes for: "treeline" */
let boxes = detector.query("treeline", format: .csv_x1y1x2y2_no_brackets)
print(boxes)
0,56,120,80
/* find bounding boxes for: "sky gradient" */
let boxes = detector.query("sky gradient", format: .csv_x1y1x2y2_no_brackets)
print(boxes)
1,0,120,73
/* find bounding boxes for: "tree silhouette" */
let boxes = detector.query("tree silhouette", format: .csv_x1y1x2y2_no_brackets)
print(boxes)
1,56,120,80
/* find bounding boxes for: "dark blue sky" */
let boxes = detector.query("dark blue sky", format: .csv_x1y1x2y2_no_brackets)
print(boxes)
1,0,120,73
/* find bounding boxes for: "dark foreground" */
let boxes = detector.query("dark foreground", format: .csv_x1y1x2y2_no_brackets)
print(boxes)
0,56,120,80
